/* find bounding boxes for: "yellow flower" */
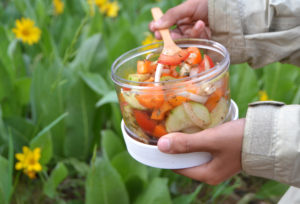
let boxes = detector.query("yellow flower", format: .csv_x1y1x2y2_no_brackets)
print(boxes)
95,0,107,8
15,146,42,179
142,33,160,49
53,0,64,15
105,1,119,18
12,18,41,45
259,90,269,101
95,0,119,18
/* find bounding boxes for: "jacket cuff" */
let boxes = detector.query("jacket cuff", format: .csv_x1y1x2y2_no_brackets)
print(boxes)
242,101,284,179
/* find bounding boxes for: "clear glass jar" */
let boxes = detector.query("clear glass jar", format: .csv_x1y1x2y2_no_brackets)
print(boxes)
111,39,231,145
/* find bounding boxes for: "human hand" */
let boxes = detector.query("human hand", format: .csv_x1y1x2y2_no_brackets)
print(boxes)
158,119,245,185
149,0,211,40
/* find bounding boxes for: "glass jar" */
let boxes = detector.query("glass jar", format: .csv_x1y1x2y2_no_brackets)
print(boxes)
111,39,231,145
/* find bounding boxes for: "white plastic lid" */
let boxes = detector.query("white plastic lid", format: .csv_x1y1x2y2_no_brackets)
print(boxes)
121,99,239,169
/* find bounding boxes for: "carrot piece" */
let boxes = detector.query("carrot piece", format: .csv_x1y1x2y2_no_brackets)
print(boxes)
136,85,164,109
186,47,202,65
205,88,223,112
137,60,155,74
151,102,173,120
153,124,168,138
168,95,188,107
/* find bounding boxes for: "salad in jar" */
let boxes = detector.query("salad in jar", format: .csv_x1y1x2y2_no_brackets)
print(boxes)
112,39,230,145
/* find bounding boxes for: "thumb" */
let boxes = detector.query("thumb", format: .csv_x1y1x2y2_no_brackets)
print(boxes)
157,130,215,154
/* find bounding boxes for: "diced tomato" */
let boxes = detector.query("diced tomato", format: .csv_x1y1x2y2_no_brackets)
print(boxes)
186,47,202,65
158,49,190,66
151,102,173,120
205,88,223,112
153,124,168,138
200,54,214,71
136,84,164,109
133,110,156,134
137,60,156,74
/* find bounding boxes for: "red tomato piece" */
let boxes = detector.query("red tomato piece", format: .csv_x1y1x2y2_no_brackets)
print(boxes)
133,110,156,134
158,50,190,66
186,47,202,65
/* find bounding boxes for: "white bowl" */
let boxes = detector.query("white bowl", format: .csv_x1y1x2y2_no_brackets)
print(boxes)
121,99,239,169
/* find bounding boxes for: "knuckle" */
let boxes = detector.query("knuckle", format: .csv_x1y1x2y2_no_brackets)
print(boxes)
172,133,190,153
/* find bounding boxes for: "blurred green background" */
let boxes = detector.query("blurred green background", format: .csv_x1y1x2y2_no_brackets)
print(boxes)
0,0,299,203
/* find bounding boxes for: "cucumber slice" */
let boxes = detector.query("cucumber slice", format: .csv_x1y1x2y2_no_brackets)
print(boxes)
183,102,211,129
127,73,150,82
208,97,228,128
165,104,195,132
122,90,146,110
160,76,176,81
182,126,202,134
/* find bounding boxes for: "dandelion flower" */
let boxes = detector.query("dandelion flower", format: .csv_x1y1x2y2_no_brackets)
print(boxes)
12,18,41,45
95,0,107,8
105,1,119,18
53,0,64,15
15,146,42,179
142,33,160,49
259,90,269,101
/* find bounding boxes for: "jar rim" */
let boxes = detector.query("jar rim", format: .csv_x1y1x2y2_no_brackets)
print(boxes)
111,38,230,90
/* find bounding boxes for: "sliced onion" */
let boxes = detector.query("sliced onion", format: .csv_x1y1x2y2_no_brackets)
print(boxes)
162,69,170,74
178,91,208,104
190,67,199,77
154,63,164,83
146,53,153,60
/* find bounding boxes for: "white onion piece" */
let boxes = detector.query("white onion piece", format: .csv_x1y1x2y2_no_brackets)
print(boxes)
178,91,208,104
146,53,153,60
162,69,170,74
154,63,164,83
189,67,199,77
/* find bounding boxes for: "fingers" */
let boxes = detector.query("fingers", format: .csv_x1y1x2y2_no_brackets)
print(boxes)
157,129,217,154
173,157,241,185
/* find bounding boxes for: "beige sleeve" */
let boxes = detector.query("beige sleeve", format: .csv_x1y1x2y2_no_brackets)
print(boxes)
242,101,300,187
208,0,300,68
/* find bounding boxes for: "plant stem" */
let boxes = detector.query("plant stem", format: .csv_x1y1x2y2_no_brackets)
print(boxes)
63,15,89,64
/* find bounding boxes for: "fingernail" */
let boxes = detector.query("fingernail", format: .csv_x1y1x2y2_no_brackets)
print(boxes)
158,137,170,152
154,19,162,27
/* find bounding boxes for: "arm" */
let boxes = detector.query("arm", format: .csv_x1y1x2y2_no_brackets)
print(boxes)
243,102,300,187
209,0,300,68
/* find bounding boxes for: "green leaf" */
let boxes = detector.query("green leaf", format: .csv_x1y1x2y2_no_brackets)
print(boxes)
255,180,289,200
111,151,148,202
230,64,259,117
85,158,129,204
80,72,109,95
134,177,172,204
70,34,102,71
0,156,10,204
15,77,32,105
111,151,147,182
101,130,125,161
173,184,203,204
63,158,90,177
96,91,118,107
64,78,97,159
30,112,68,165
263,63,300,103
44,162,68,198
30,132,52,165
